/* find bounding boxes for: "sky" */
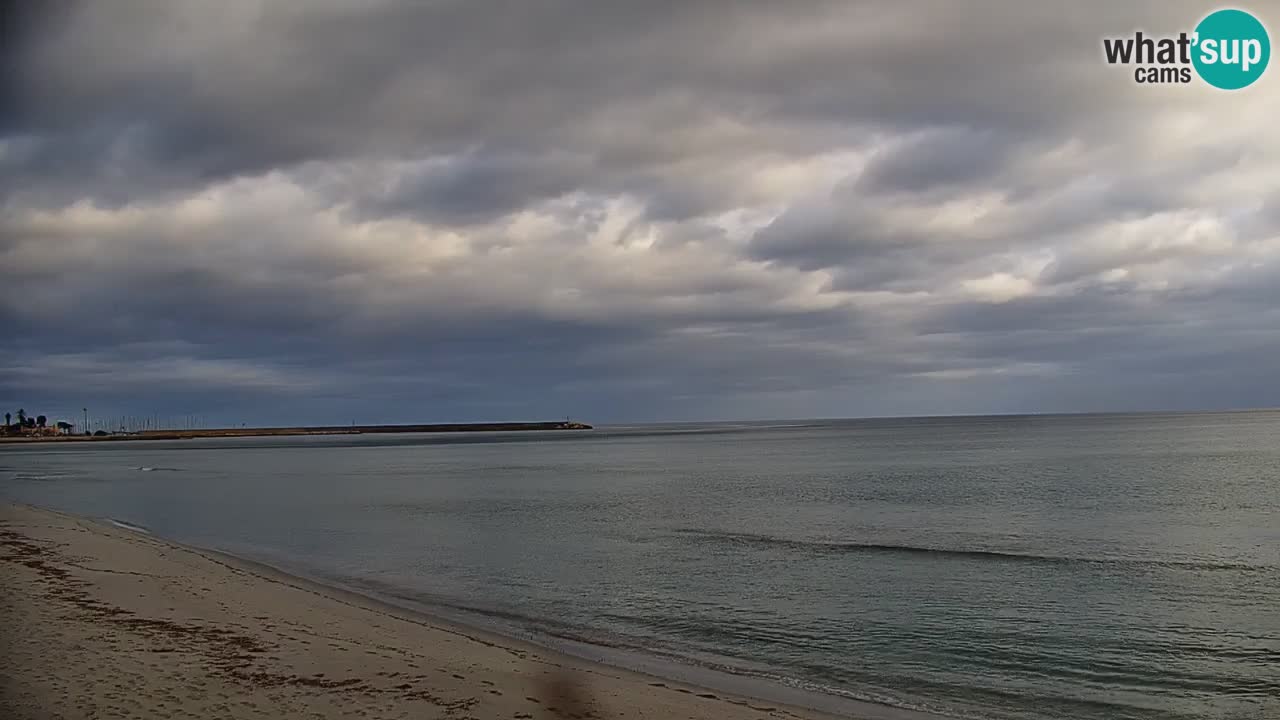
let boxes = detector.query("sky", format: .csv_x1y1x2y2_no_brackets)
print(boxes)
3,1,1280,426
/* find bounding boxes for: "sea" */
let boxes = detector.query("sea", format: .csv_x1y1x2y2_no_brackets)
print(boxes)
2,411,1277,720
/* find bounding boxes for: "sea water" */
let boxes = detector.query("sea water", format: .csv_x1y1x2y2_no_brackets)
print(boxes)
3,411,1277,719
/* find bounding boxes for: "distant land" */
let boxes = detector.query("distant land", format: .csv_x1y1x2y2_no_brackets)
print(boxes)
0,421,592,443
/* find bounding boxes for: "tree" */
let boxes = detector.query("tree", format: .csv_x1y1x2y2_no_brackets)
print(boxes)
36,415,47,428
16,408,26,425
3,412,9,427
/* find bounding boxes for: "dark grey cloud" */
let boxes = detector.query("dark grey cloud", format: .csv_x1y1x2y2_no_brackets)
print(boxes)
372,151,595,225
1,2,1201,206
3,0,1279,424
745,200,949,296
857,128,1020,194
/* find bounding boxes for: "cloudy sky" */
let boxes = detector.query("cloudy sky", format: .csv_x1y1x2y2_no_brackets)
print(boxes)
3,1,1279,426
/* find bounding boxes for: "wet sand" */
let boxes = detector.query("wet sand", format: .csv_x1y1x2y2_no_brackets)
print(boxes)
0,503,856,720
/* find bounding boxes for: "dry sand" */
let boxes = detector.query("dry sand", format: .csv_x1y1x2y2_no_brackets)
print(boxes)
0,503,851,720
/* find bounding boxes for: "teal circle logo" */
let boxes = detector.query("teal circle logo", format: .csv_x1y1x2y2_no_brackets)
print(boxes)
1192,9,1270,89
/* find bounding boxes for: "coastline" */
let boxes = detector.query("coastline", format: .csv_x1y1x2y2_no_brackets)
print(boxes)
0,503,931,720
0,421,593,444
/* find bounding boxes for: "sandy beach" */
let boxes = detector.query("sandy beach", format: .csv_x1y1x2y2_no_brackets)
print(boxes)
0,503,846,720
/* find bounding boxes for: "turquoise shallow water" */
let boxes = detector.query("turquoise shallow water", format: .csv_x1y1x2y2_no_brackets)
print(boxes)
3,412,1278,719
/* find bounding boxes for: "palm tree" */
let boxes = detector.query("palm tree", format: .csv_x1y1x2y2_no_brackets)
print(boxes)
16,408,26,425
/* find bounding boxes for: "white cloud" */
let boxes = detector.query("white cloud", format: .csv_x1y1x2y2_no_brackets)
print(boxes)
961,273,1037,303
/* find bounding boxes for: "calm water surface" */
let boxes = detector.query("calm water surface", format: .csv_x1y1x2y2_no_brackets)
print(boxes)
3,412,1278,719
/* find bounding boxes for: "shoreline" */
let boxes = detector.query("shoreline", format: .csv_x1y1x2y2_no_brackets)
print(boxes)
0,421,593,444
1,502,936,720
197,552,944,720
